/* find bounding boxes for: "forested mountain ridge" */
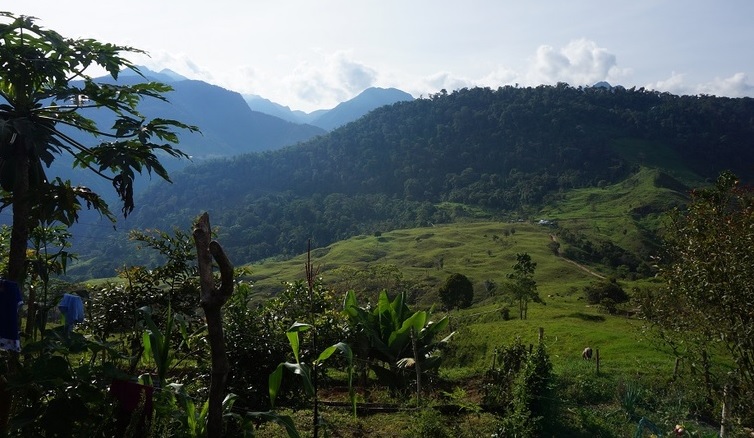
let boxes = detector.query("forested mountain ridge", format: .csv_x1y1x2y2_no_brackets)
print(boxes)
70,84,754,278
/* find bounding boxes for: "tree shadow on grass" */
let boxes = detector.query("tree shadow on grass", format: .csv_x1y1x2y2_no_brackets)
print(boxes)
555,312,606,322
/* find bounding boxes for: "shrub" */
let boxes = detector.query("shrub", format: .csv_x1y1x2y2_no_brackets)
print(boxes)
491,342,554,437
583,278,629,305
439,273,474,310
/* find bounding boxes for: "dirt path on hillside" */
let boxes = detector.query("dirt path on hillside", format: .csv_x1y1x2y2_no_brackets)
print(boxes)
550,234,607,280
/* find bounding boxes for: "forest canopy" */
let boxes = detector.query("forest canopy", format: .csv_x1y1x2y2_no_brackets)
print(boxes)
72,85,754,278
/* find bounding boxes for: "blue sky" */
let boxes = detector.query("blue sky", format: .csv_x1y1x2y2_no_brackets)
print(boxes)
4,0,753,112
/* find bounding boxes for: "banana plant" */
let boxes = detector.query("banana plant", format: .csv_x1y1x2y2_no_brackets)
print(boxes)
343,290,455,389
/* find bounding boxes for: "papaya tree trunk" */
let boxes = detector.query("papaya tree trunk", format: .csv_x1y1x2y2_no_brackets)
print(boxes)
193,212,234,438
7,146,30,284
1,143,30,433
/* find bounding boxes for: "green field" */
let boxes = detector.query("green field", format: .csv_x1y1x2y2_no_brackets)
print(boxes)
237,166,735,436
73,169,730,436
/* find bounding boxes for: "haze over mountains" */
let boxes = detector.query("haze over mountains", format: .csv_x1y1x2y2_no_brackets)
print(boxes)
31,67,418,205
130,67,415,153
243,87,414,130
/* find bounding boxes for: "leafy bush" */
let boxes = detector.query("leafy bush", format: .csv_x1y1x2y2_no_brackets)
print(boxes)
224,279,346,410
439,273,474,310
483,338,529,409
490,341,553,438
583,278,629,306
412,408,451,438
5,330,121,436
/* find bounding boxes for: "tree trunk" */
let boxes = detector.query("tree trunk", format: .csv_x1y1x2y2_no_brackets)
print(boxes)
7,147,30,283
1,141,30,434
193,213,234,438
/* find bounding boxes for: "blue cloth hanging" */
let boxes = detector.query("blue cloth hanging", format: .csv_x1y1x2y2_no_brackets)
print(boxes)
58,293,85,330
0,279,23,352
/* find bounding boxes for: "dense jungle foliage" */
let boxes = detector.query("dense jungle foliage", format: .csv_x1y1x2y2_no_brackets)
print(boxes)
72,85,754,279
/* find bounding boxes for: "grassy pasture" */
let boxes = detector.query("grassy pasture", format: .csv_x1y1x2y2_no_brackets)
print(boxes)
68,168,732,436
247,219,676,380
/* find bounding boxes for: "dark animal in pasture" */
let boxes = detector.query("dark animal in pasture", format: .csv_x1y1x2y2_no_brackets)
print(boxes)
582,347,593,360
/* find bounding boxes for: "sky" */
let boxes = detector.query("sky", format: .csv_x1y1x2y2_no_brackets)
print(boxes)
4,1,754,112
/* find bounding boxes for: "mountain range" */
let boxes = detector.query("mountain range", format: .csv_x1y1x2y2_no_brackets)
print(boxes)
64,84,754,279
129,67,414,149
28,68,418,207
243,87,414,130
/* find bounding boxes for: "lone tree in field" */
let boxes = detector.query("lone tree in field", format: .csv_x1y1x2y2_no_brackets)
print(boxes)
0,12,196,286
439,272,474,310
506,252,544,319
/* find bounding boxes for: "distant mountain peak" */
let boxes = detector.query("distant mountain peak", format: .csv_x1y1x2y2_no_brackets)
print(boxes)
120,66,187,83
157,68,188,82
310,87,414,130
244,87,414,130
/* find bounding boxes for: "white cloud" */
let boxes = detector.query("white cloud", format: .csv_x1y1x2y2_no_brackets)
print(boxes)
696,73,754,97
135,51,216,82
478,67,520,88
283,51,378,110
135,39,754,112
337,56,378,93
646,72,754,97
525,39,628,87
645,72,691,95
423,72,474,93
404,40,630,100
135,49,379,112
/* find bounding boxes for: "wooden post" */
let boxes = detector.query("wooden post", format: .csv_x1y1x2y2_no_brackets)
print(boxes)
538,327,544,343
193,212,234,438
411,327,422,406
595,348,600,374
720,382,729,438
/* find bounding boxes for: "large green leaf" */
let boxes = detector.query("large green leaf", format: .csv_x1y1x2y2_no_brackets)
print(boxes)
388,310,427,355
317,341,352,363
316,342,356,416
343,290,359,318
246,411,301,438
419,315,451,346
268,364,284,408
389,291,408,329
286,322,311,363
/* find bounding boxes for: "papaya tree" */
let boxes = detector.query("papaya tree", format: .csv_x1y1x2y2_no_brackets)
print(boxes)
0,12,197,286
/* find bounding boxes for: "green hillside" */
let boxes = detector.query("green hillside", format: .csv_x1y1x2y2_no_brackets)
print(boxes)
238,191,712,436
67,85,754,280
229,167,683,301
247,221,591,301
